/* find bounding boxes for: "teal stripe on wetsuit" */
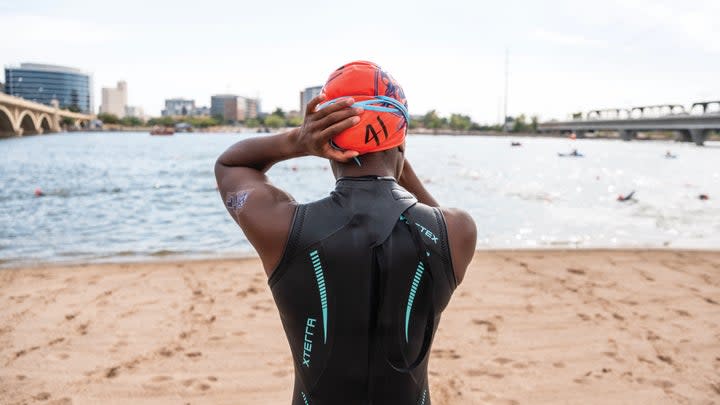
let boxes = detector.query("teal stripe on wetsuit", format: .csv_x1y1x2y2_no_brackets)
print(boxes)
310,250,328,343
405,261,425,342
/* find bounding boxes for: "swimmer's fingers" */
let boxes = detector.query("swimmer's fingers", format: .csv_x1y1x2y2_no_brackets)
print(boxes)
318,115,360,142
324,146,359,162
304,93,326,116
308,97,355,121
314,107,362,133
327,148,359,162
319,116,361,162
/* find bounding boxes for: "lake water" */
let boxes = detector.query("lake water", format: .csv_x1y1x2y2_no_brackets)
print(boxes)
1,132,718,266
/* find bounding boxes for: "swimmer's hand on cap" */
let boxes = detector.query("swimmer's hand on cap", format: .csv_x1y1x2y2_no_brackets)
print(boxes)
295,93,361,162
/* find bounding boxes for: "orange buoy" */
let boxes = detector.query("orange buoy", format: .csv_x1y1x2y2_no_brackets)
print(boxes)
34,188,44,197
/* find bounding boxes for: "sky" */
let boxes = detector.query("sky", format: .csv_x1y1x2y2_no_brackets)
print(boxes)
1,0,719,123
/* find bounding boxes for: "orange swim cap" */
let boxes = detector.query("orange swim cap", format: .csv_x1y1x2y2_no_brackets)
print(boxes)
319,61,408,155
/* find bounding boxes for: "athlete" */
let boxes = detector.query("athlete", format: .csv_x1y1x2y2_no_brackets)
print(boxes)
215,61,477,404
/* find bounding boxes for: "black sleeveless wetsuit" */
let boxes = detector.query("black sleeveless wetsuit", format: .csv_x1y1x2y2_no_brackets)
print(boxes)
269,177,457,405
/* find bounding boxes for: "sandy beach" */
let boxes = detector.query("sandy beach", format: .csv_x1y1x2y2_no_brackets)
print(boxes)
1,250,718,404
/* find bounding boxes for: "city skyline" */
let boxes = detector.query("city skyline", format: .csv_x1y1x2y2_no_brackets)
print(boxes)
1,0,718,123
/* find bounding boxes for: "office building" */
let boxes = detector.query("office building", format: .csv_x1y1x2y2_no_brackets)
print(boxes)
245,98,261,119
191,106,210,116
4,63,93,113
162,98,195,116
100,81,127,117
124,105,145,119
300,85,322,116
211,95,244,122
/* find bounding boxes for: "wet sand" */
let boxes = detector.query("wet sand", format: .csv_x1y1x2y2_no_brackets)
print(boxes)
1,250,719,404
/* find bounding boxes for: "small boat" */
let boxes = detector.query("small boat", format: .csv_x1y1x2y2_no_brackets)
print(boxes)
511,142,522,147
558,152,584,157
150,127,174,136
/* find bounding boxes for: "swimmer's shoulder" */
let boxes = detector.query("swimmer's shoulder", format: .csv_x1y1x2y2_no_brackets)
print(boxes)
437,207,476,285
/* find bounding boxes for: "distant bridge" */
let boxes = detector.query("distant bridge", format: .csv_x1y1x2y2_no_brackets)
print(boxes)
538,101,720,146
0,93,93,137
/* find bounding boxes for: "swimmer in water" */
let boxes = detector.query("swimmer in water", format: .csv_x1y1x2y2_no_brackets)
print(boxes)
215,61,477,404
617,190,636,202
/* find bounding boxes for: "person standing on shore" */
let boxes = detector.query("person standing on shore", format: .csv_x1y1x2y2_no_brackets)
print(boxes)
215,61,476,404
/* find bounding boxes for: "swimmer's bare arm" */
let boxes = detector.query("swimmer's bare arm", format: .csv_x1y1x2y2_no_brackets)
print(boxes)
399,160,476,284
215,94,361,275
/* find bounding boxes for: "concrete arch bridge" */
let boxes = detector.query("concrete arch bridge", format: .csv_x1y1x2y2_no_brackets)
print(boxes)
0,93,93,137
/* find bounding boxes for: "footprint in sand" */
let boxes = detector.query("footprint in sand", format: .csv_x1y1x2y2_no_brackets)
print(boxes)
48,352,70,361
252,304,272,312
472,319,497,332
33,392,51,400
47,398,72,405
48,337,65,346
432,349,462,360
674,309,691,317
76,322,90,335
566,268,586,275
466,368,504,379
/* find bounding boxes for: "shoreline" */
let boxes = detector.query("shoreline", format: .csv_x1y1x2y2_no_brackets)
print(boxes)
2,249,719,404
3,247,719,271
51,127,720,141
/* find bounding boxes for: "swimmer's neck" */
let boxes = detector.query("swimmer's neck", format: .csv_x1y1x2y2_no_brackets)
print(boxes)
332,154,399,180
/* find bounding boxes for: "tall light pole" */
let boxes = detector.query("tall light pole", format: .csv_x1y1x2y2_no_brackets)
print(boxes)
503,47,509,132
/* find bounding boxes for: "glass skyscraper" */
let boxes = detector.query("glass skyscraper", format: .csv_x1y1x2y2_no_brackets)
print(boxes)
4,63,92,113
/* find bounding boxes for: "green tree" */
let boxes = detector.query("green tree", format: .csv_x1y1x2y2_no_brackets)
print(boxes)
287,115,303,127
264,114,286,129
512,114,530,133
272,108,286,119
449,114,472,131
120,116,143,126
97,113,120,125
530,115,539,132
422,110,444,131
147,116,176,126
245,118,260,128
408,117,422,129
183,116,220,128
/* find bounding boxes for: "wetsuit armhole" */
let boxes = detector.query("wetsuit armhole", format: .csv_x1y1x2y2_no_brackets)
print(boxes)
268,204,305,287
434,208,457,289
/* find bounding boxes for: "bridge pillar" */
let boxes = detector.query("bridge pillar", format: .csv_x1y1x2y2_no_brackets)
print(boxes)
674,130,692,142
689,129,707,146
619,130,635,141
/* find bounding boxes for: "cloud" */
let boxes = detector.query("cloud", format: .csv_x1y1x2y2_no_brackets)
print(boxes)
0,14,126,47
532,29,607,48
605,0,720,53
